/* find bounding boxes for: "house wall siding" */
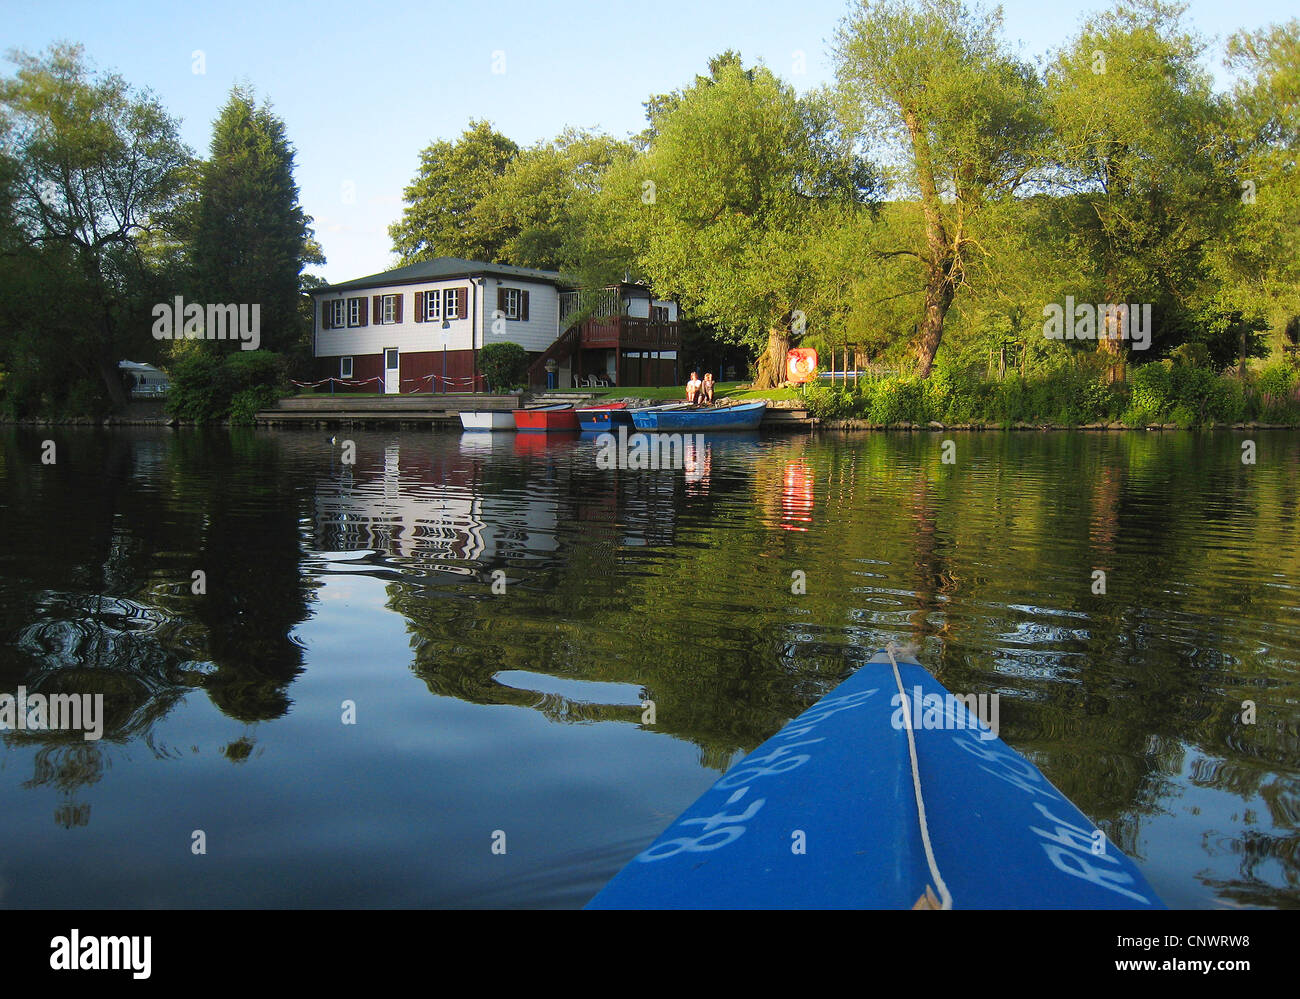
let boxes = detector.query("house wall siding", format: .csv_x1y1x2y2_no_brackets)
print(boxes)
313,348,483,392
315,276,561,359
480,278,560,352
626,297,678,321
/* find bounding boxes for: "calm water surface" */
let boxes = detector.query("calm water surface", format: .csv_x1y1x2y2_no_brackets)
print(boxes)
0,426,1297,908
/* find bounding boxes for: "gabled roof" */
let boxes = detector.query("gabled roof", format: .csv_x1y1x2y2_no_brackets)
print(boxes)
315,257,572,294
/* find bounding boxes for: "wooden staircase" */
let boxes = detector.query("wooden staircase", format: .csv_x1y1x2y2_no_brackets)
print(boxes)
526,326,580,390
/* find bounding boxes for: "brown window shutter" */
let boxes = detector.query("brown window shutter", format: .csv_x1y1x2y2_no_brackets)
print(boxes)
373,295,381,324
394,294,403,323
321,302,330,330
357,297,368,326
415,291,425,323
458,287,468,318
521,290,530,322
497,288,506,313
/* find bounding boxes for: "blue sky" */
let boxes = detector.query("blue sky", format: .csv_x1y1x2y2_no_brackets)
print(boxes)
4,0,1293,282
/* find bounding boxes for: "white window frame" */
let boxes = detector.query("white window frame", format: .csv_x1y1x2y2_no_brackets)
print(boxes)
328,300,346,329
503,288,522,320
425,289,441,321
347,298,363,327
340,356,353,379
381,295,397,324
445,288,461,320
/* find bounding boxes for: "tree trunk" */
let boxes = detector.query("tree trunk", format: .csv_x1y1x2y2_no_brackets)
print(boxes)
753,327,792,389
1098,281,1127,384
915,264,956,379
97,355,129,410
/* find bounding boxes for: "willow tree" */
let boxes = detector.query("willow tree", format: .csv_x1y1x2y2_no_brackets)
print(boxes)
1044,1,1233,378
833,0,1044,378
615,53,877,388
1220,20,1300,348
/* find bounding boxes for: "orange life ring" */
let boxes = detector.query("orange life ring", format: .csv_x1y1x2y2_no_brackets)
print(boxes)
786,348,818,384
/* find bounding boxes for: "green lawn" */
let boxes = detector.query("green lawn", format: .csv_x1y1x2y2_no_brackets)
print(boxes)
292,381,804,403
586,381,800,402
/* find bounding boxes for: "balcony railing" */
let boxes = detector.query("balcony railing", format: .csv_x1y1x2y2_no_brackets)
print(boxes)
559,288,624,325
580,316,678,351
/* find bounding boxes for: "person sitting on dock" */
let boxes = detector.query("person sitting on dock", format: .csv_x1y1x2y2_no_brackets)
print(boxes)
700,373,715,406
686,371,701,405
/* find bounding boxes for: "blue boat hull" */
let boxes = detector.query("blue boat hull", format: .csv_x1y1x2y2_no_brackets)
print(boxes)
630,402,766,432
578,409,634,432
587,648,1162,909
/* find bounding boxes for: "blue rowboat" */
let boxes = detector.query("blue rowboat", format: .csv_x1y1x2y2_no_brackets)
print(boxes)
587,647,1162,910
576,403,633,433
630,401,767,432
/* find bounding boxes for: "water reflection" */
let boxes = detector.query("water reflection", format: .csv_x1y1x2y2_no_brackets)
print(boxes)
0,427,1297,907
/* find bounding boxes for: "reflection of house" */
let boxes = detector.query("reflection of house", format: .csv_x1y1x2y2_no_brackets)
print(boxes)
118,360,170,397
308,258,679,393
313,444,560,566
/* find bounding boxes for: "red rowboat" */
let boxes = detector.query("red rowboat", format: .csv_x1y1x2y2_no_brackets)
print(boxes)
512,404,579,432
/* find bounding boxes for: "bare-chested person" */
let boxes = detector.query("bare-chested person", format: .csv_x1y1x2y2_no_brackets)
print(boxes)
686,371,701,405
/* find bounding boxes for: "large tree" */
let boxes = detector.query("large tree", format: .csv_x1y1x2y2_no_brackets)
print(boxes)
833,0,1045,378
470,128,634,274
389,120,518,263
615,53,877,388
1218,19,1300,350
1043,0,1234,377
189,86,320,354
0,44,191,410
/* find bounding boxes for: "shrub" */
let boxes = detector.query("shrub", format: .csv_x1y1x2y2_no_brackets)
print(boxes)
1206,378,1247,423
804,384,857,419
229,384,282,425
1127,362,1174,421
869,377,926,424
480,342,529,391
166,350,286,423
1255,360,1299,420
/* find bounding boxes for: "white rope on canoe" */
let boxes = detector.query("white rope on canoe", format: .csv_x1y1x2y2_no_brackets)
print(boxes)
886,641,953,911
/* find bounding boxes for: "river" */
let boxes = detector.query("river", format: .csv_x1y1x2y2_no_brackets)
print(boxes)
0,426,1296,908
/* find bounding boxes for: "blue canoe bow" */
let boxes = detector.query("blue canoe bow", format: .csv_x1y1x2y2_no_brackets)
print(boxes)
587,647,1162,909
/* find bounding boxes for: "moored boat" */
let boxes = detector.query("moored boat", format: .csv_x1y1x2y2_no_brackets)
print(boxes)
458,411,517,431
576,402,633,432
587,645,1163,910
512,403,579,432
630,400,767,432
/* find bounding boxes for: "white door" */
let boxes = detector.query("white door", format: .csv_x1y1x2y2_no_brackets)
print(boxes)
384,348,400,394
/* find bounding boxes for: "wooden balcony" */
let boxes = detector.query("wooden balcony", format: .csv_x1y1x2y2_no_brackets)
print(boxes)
580,316,679,351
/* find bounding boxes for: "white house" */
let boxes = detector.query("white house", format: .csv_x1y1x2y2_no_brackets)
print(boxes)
309,258,679,392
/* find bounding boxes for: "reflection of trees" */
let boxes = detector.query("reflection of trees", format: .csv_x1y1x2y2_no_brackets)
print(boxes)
0,428,315,826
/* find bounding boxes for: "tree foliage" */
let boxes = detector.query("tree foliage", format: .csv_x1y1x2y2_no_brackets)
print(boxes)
189,85,322,354
834,0,1045,377
389,120,519,263
0,44,191,411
